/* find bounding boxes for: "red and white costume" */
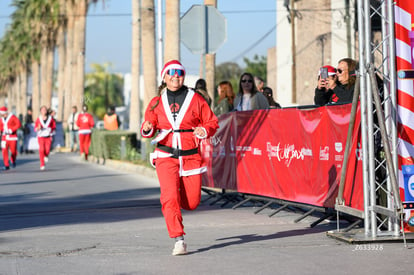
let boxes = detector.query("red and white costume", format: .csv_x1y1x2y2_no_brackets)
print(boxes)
0,108,21,168
35,115,56,168
141,87,218,238
76,112,94,159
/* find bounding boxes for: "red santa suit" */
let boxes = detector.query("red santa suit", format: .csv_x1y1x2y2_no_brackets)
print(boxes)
0,108,22,169
141,87,218,238
35,115,56,168
76,112,94,160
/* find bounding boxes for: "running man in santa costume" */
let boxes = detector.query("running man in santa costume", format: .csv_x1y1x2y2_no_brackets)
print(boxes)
35,106,56,170
76,105,94,161
0,106,21,170
141,60,219,256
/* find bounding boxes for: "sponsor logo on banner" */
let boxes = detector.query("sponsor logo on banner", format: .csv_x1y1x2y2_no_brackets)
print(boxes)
335,142,343,153
219,146,226,157
253,148,262,155
356,143,362,161
301,148,313,157
319,146,329,161
335,155,344,162
210,136,222,146
267,142,304,167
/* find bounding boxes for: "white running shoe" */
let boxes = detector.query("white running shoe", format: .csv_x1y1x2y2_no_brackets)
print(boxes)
44,156,49,163
172,240,187,256
40,166,45,170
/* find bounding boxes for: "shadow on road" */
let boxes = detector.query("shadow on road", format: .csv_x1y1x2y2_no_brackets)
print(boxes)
192,225,335,254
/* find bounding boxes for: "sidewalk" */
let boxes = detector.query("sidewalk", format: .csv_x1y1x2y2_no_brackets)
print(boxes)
0,153,412,275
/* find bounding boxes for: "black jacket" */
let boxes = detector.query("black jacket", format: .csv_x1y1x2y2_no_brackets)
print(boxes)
314,83,355,106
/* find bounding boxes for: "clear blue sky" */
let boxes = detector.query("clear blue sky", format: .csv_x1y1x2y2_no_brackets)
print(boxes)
0,0,276,74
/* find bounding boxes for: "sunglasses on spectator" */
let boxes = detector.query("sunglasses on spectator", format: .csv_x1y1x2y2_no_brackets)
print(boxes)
167,69,185,77
241,79,253,83
337,69,345,74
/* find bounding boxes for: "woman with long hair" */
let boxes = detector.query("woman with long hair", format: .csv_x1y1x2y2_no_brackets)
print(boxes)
233,72,269,111
141,60,218,256
214,81,235,116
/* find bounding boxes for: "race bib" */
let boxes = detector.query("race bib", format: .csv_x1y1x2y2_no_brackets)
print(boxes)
1,140,6,149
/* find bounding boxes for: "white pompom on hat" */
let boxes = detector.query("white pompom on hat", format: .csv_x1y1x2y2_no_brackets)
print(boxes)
160,60,185,80
0,106,7,114
319,65,337,76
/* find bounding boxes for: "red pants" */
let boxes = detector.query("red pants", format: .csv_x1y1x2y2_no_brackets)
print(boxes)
38,137,52,167
2,139,17,167
79,134,91,156
155,158,202,238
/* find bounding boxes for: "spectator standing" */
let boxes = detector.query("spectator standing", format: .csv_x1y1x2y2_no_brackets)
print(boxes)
234,72,269,111
314,59,357,105
24,108,34,153
67,106,79,152
76,105,94,161
263,87,282,109
35,106,56,170
214,81,235,116
141,60,218,256
0,106,21,170
194,78,212,106
254,76,265,92
103,106,121,131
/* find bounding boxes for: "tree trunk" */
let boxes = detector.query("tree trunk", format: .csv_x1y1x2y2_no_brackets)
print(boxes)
32,60,41,119
164,0,180,62
141,0,157,108
63,1,75,124
40,44,48,107
45,46,55,109
204,0,216,108
20,67,28,118
129,0,141,132
15,74,21,116
56,23,66,122
73,0,88,110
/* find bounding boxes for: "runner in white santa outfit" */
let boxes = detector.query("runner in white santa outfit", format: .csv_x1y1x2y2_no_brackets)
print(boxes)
141,60,218,255
0,106,21,170
35,106,56,170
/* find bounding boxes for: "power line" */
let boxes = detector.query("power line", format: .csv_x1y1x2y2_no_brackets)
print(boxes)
229,18,285,62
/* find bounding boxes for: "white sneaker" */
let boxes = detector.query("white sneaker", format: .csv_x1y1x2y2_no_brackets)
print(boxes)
40,166,45,170
44,156,49,163
172,240,187,256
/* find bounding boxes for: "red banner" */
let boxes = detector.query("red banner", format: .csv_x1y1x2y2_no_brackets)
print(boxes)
202,104,363,210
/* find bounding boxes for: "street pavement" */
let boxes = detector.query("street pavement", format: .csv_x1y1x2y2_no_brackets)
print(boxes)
0,152,413,275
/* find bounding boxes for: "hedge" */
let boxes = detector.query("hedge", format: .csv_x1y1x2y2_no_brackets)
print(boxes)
90,129,141,161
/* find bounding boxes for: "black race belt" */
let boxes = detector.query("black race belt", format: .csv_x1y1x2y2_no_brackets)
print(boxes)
157,144,198,158
172,129,193,133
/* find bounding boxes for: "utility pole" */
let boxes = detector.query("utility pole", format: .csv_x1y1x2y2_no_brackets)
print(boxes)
204,0,217,108
290,0,296,104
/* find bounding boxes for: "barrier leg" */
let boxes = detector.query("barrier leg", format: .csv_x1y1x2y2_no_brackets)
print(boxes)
310,213,335,228
343,219,363,232
268,204,289,217
294,208,316,223
232,197,252,209
254,201,273,214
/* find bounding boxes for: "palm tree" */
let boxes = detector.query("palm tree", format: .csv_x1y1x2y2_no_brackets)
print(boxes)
129,0,141,133
141,0,157,109
164,0,179,62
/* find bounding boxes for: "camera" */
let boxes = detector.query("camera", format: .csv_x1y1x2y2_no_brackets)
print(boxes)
320,67,328,79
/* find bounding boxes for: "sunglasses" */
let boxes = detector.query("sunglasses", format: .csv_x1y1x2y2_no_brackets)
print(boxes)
167,69,185,77
337,68,345,74
241,79,253,83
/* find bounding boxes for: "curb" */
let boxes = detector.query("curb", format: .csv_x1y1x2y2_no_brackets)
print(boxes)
89,156,157,179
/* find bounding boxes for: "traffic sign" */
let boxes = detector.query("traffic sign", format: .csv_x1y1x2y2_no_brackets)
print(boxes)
180,5,227,54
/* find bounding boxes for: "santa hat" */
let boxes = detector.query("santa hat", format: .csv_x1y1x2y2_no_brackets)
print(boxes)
319,65,337,76
0,106,7,114
161,60,185,80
